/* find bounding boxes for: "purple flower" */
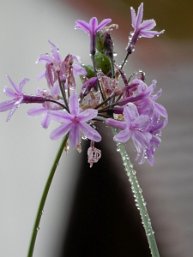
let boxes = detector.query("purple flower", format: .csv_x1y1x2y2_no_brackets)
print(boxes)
106,103,152,164
118,79,168,124
37,41,86,87
134,79,168,123
75,17,112,54
0,76,29,121
27,84,62,128
130,3,164,39
50,93,101,148
37,41,63,86
126,3,164,53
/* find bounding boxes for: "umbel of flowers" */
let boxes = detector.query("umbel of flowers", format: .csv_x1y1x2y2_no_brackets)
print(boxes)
0,3,167,168
0,3,168,257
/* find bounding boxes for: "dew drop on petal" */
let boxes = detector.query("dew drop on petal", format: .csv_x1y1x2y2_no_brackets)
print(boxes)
81,135,88,140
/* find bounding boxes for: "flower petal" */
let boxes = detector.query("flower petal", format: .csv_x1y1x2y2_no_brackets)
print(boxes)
7,76,20,93
69,124,80,147
0,99,15,112
154,102,168,120
130,6,137,28
49,110,72,122
50,122,71,140
123,103,138,121
106,118,126,130
78,109,98,122
69,93,79,115
37,54,53,63
41,113,51,128
89,17,98,34
96,18,112,31
135,2,144,29
19,78,29,91
114,128,131,143
140,19,156,31
27,106,45,116
134,115,149,130
75,20,91,33
3,87,16,98
79,122,101,142
48,40,62,63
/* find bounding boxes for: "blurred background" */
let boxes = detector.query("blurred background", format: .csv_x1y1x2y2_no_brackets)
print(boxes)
0,0,193,256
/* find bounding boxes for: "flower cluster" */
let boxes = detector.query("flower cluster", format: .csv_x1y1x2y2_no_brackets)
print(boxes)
0,3,167,167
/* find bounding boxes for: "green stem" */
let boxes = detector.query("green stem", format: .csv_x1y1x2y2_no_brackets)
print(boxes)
115,140,160,257
27,136,68,257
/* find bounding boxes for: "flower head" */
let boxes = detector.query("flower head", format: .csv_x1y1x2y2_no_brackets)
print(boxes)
125,3,164,55
0,76,29,121
130,3,164,39
50,93,101,148
75,17,112,54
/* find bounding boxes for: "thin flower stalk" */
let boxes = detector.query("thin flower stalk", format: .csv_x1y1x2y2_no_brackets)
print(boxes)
115,138,160,257
27,135,68,257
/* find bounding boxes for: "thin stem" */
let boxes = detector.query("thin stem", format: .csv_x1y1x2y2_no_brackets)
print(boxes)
95,93,115,110
27,135,68,257
120,50,130,70
115,138,160,257
91,53,96,73
45,99,66,110
57,73,69,112
98,93,123,113
109,56,115,79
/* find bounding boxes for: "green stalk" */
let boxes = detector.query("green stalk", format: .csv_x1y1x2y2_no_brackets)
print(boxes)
115,140,160,257
27,136,68,257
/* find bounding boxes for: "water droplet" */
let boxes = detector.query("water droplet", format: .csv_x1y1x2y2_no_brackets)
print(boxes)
143,202,146,207
132,170,136,175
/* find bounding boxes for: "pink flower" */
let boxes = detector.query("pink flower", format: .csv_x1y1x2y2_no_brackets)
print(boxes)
50,93,101,148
